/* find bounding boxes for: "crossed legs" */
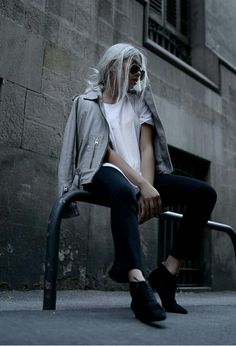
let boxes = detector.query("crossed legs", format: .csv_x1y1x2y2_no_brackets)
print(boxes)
84,167,217,320
84,167,217,281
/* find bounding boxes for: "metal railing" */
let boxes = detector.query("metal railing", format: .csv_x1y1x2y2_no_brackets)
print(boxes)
160,211,236,261
43,189,236,310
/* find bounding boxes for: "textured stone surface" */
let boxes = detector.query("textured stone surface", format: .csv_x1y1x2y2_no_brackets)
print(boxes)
47,0,76,23
41,68,83,101
25,90,65,129
0,0,25,25
24,4,60,43
0,15,44,91
0,147,57,289
0,80,26,147
22,119,62,158
206,0,236,67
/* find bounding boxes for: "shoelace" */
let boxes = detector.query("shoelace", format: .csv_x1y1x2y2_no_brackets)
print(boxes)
141,283,157,304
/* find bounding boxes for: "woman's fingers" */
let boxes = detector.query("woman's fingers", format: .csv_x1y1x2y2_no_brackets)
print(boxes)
149,198,158,217
139,193,162,223
150,194,162,217
138,197,151,224
138,193,162,224
138,197,146,223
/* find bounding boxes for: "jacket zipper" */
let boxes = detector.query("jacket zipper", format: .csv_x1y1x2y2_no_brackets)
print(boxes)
89,137,100,169
90,100,110,176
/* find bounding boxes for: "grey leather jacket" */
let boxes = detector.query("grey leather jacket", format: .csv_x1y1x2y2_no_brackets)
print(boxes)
58,85,173,216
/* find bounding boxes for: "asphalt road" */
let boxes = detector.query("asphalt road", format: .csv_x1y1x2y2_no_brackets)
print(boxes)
0,289,236,345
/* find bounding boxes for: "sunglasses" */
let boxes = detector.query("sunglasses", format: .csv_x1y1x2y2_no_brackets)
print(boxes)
129,64,145,80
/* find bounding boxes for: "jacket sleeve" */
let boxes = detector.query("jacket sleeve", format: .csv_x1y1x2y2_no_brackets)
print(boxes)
143,85,173,174
58,97,79,197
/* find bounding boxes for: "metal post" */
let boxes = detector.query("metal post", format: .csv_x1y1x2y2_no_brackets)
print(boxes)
43,198,65,310
43,192,236,310
43,190,106,310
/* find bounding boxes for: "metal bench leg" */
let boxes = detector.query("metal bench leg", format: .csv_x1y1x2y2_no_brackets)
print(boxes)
43,199,65,310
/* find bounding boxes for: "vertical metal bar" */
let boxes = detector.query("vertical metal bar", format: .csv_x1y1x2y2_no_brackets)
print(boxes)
42,189,97,310
43,199,65,310
163,220,167,259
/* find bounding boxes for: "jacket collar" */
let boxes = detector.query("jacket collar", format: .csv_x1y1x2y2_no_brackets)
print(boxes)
82,85,152,103
83,88,102,101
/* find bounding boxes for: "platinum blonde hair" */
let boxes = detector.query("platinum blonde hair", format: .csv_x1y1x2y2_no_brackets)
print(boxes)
86,43,149,101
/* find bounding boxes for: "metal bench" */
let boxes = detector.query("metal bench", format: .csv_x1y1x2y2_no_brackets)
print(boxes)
43,189,236,310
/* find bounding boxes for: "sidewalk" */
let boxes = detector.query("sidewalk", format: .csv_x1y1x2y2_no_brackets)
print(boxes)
0,289,236,345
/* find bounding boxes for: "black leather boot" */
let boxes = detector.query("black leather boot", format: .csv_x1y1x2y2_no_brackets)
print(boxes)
129,281,166,322
148,264,188,314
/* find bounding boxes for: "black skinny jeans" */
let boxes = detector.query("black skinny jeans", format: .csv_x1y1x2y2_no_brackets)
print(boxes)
84,166,217,283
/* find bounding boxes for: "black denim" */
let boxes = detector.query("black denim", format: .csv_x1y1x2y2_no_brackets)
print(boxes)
84,166,217,283
155,173,217,260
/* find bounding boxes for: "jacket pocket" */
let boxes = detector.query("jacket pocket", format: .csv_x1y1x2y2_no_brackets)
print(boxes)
72,169,81,189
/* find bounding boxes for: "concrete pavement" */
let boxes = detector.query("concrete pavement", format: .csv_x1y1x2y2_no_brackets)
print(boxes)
0,289,236,345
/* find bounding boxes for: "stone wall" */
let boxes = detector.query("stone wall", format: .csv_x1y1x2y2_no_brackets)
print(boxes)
205,0,236,67
0,0,147,290
0,0,235,290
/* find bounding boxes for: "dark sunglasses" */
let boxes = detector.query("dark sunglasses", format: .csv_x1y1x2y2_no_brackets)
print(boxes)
129,64,145,80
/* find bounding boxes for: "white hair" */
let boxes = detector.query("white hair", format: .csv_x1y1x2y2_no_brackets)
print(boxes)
86,43,149,101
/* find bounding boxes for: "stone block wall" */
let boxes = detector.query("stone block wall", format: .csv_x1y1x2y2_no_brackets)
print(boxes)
0,0,236,290
0,0,146,290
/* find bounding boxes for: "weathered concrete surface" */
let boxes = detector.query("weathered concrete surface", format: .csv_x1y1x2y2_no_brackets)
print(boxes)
206,0,236,67
0,14,44,91
0,290,236,345
0,80,26,147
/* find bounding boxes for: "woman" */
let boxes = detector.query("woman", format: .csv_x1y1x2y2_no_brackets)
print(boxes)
58,43,217,322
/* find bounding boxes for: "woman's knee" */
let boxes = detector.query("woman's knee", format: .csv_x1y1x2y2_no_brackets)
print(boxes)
198,182,217,207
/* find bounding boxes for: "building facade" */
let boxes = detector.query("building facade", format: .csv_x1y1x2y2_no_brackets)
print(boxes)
0,0,236,290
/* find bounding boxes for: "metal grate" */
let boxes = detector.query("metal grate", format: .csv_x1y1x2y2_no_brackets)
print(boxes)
166,0,177,27
180,0,188,35
148,19,191,63
148,0,191,64
158,146,210,287
150,0,162,15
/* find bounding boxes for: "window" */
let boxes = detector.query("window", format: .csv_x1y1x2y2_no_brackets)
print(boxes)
158,147,211,287
148,0,191,64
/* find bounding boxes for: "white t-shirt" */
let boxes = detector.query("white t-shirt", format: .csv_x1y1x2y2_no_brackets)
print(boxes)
103,94,153,191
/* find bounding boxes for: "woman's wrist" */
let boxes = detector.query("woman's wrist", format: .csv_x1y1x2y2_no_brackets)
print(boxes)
136,176,149,190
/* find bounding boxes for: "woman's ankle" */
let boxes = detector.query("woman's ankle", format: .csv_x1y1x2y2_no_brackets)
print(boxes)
163,255,181,276
128,269,145,282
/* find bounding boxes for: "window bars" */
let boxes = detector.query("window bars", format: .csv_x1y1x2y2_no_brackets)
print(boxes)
148,0,191,64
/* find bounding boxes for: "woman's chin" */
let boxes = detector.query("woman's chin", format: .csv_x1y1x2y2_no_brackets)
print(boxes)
129,82,137,91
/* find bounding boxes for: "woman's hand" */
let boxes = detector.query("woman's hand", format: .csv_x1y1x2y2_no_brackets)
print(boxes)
105,145,162,224
138,180,162,224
